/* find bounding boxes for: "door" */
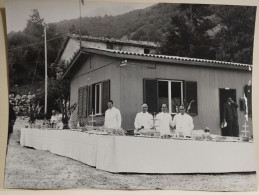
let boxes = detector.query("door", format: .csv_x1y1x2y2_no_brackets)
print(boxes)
219,88,236,136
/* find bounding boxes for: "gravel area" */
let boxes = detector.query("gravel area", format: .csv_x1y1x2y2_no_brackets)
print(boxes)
4,118,257,191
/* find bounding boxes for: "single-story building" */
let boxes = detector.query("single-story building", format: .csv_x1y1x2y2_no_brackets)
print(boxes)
61,45,252,136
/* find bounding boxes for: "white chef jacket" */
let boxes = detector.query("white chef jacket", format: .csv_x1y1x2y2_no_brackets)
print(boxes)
156,112,173,136
104,107,122,129
134,112,153,130
171,113,194,137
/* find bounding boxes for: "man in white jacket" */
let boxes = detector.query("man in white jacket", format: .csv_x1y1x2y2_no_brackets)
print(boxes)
104,100,122,129
134,103,153,131
156,104,173,136
171,105,194,138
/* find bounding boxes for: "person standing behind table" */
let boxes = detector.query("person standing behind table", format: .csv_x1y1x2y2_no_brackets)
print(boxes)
171,105,194,138
223,97,239,137
104,100,122,129
8,103,17,144
134,103,153,131
156,104,173,137
55,111,63,129
50,110,57,128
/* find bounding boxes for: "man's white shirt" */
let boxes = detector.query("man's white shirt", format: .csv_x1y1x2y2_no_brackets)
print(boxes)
134,112,153,130
156,112,173,136
50,115,57,124
104,107,122,129
171,113,194,136
55,114,63,129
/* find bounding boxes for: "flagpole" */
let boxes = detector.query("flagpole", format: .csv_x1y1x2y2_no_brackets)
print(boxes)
79,0,82,49
44,25,48,117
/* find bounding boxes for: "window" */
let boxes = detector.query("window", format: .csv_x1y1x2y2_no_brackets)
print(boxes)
158,80,183,114
144,48,150,54
144,79,198,115
107,44,114,50
77,80,110,118
90,80,110,116
94,83,102,115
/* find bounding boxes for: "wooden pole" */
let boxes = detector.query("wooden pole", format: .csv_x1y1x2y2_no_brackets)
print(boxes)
79,0,82,48
44,25,48,117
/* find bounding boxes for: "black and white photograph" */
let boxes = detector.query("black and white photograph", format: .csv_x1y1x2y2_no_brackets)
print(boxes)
4,0,257,191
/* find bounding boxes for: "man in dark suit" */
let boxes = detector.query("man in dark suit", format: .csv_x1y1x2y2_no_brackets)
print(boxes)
8,103,17,144
223,97,239,137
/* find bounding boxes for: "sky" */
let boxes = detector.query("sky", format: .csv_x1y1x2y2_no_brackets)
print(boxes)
6,0,154,33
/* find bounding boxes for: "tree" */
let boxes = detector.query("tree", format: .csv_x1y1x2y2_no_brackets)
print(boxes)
69,24,76,33
8,9,66,126
24,9,45,37
8,9,64,87
214,6,256,64
160,4,217,59
46,23,64,78
47,60,75,129
9,93,42,124
8,9,45,87
8,31,36,85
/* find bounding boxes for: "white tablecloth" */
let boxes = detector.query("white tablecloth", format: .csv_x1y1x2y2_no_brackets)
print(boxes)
96,136,256,173
20,128,99,166
20,128,256,173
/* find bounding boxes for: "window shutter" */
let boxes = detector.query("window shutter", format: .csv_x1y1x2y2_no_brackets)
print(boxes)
91,84,95,114
78,88,83,118
102,80,110,114
143,79,158,114
88,85,92,116
244,85,252,116
184,81,198,115
82,87,88,118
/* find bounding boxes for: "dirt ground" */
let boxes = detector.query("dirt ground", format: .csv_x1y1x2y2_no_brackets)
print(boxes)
4,117,257,191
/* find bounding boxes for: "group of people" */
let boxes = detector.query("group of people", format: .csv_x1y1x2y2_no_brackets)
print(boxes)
104,100,194,138
6,96,240,144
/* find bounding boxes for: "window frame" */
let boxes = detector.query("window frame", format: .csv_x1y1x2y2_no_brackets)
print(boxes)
144,78,198,115
144,48,150,54
107,43,114,50
158,79,184,114
90,79,110,116
94,82,103,116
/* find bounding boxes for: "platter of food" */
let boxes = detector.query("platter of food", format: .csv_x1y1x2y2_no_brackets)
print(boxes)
94,131,109,135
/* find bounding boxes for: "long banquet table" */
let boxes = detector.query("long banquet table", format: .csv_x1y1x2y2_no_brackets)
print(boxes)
20,128,256,173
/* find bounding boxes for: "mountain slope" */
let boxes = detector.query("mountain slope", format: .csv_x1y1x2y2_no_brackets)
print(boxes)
55,3,178,42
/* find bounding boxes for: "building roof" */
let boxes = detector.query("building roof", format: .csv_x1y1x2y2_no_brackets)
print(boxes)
68,34,160,48
92,48,252,67
62,47,252,78
55,34,160,64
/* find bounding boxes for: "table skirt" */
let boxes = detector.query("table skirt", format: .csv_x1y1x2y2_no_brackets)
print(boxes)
20,128,256,173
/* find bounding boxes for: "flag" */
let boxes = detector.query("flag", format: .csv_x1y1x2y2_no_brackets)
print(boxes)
81,0,84,5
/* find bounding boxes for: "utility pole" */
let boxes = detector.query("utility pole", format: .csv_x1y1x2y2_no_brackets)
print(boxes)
44,25,48,117
79,0,82,48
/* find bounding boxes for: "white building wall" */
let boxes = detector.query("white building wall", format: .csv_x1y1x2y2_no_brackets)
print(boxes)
82,41,107,50
60,38,158,64
60,39,80,62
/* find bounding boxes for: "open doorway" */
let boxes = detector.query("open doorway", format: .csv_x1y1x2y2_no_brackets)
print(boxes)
219,88,236,136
